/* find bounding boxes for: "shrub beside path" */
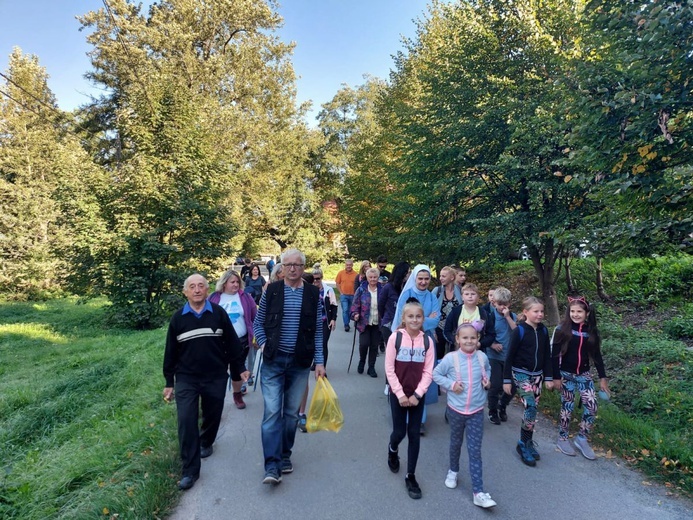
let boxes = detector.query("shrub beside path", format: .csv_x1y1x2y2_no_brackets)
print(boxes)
169,303,691,520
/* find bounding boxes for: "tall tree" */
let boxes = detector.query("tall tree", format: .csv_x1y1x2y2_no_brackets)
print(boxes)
0,48,104,298
79,0,312,327
344,0,594,323
567,0,693,252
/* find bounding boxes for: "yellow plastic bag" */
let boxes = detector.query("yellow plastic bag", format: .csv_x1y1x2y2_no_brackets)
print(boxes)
306,376,344,433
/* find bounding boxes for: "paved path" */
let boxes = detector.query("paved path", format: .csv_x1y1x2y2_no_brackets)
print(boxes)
170,307,691,520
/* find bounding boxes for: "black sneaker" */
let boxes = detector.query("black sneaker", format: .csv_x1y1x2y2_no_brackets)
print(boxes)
379,343,385,353
419,423,426,436
281,458,293,474
200,445,213,458
357,361,365,374
388,446,400,473
498,406,508,422
488,409,501,425
367,367,378,378
345,325,350,332
405,473,422,499
178,474,199,491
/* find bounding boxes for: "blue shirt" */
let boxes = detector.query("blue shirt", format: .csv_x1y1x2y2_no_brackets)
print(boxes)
487,307,516,362
182,300,213,319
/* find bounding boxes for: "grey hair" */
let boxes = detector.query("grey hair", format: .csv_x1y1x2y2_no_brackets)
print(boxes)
366,267,380,277
183,273,209,290
215,269,243,292
269,263,284,283
281,248,306,264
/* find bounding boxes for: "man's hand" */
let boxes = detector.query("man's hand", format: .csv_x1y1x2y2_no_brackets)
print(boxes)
503,383,512,395
491,342,503,352
163,387,174,402
239,370,250,382
408,395,420,407
315,364,326,379
329,319,336,331
398,395,410,407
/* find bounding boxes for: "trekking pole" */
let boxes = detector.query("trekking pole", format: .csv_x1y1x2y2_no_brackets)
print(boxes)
252,348,263,392
347,323,357,372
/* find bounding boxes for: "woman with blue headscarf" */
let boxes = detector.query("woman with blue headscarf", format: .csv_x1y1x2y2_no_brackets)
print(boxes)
391,264,439,434
392,265,438,333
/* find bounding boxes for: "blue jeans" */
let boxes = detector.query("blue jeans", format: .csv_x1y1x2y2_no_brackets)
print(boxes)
261,351,311,472
339,294,354,328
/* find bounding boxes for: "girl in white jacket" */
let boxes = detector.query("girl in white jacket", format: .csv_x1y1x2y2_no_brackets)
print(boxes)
433,322,496,509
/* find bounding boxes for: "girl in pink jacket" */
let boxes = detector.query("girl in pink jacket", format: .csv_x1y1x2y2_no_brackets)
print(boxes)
385,298,435,500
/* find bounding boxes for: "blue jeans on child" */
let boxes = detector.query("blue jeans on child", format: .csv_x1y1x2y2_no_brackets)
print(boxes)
260,351,311,473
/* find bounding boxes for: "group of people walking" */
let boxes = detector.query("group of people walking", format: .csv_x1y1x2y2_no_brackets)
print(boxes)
334,259,610,508
163,253,610,511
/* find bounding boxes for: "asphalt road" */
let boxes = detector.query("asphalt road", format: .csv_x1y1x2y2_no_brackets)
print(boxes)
169,304,692,520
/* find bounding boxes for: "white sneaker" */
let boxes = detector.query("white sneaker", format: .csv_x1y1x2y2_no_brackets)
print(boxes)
444,470,458,489
473,492,497,508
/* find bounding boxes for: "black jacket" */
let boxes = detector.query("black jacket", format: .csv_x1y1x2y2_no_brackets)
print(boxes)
503,322,553,384
262,280,320,368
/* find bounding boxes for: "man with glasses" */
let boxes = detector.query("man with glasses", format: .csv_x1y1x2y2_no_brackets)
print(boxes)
376,254,391,283
253,249,325,485
335,259,358,331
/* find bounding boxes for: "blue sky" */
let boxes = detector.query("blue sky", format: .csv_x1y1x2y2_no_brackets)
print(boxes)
0,0,430,124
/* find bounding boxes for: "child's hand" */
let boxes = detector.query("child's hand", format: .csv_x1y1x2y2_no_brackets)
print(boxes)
408,395,420,406
451,382,463,394
398,395,410,407
600,378,611,396
429,311,438,319
503,383,512,395
481,377,490,389
545,380,555,390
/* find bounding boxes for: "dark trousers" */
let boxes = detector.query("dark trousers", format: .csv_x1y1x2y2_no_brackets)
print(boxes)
230,335,250,382
389,394,425,475
175,377,227,477
359,324,380,368
488,358,515,410
434,327,449,360
381,324,393,348
323,321,331,367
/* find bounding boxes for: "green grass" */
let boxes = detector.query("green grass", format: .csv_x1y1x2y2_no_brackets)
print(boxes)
0,298,180,519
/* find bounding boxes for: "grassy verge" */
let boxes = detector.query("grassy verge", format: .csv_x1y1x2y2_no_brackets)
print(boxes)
540,305,693,496
0,298,180,519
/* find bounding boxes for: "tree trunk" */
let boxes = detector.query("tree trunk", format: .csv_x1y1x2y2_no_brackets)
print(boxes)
565,256,575,294
596,256,609,301
529,240,560,326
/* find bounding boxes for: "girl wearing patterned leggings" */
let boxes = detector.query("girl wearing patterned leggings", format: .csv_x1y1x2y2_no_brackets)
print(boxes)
503,297,555,467
433,322,496,509
551,296,610,460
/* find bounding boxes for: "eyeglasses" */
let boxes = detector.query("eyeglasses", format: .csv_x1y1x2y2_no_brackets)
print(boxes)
284,263,305,270
313,276,322,281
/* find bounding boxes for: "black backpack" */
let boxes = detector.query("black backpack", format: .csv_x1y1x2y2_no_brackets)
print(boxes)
394,331,431,354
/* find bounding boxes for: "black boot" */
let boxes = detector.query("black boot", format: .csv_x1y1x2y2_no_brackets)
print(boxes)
357,360,365,374
498,406,508,422
388,445,400,473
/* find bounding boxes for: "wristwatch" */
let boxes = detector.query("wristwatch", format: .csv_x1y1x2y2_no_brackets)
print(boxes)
413,392,422,400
